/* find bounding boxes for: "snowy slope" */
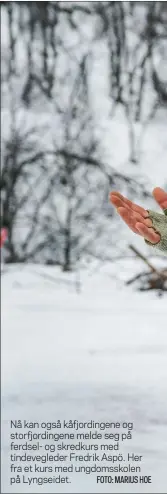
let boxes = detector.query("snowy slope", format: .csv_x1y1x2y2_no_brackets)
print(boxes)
1,265,167,493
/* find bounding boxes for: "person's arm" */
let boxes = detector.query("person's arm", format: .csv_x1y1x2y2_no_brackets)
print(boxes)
110,188,167,256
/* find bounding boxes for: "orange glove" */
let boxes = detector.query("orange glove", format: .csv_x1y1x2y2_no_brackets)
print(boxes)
0,228,8,248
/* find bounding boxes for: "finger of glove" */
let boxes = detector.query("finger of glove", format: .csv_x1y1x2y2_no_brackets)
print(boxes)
152,187,167,211
136,222,160,244
117,207,142,234
111,195,152,227
110,192,148,218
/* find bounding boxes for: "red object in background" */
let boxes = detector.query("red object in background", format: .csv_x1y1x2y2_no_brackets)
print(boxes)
0,228,8,248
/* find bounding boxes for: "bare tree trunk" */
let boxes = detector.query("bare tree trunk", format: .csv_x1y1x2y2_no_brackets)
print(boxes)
63,206,72,271
128,120,138,164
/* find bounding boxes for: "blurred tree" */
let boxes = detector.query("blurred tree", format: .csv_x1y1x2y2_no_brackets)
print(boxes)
1,1,160,268
0,107,48,262
94,1,167,163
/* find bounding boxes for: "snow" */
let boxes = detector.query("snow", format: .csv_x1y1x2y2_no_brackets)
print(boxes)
1,264,167,493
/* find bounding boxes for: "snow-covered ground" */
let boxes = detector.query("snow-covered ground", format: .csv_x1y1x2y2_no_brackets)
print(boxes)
1,263,167,493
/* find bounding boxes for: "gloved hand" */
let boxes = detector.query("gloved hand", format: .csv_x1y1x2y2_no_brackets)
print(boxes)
110,187,167,255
